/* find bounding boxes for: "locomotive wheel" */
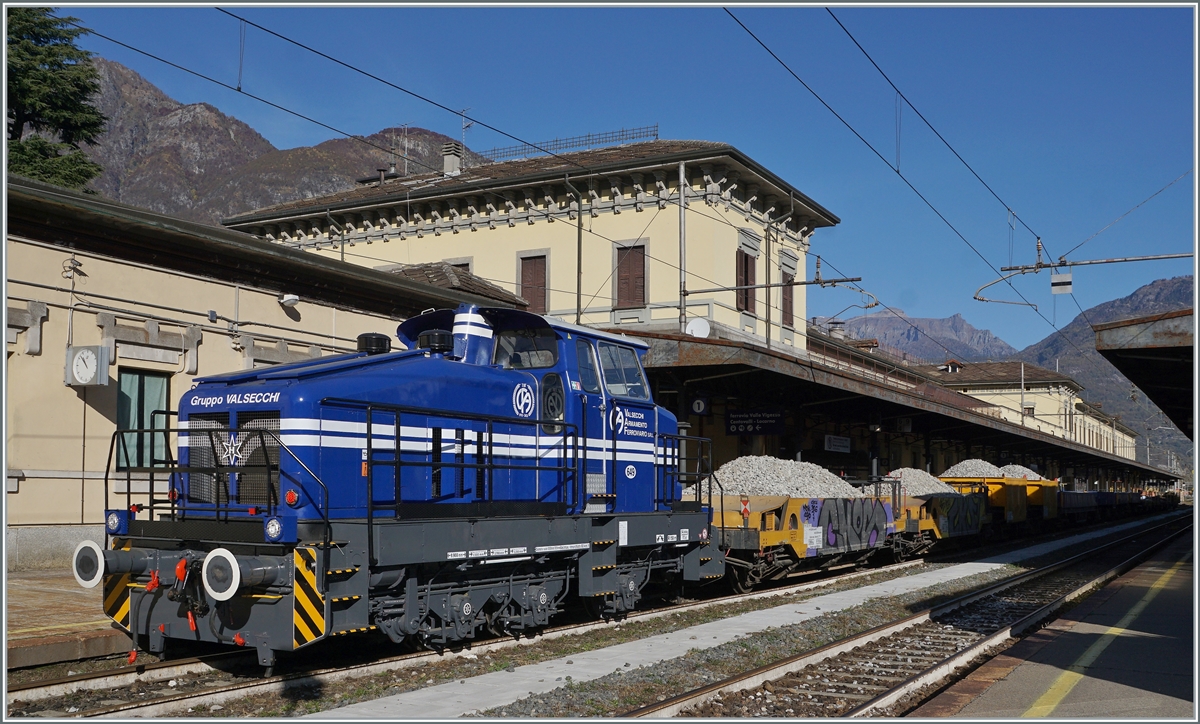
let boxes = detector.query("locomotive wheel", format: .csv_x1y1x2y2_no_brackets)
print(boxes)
583,597,610,620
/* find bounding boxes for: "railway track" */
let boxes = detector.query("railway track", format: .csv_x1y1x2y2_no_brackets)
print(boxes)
623,515,1191,718
7,559,927,717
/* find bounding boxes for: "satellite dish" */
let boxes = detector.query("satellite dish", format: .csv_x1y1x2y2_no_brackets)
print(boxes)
685,318,711,338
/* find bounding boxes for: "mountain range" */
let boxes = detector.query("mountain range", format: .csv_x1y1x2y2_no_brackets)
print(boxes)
85,58,482,226
74,58,1193,469
826,310,1018,363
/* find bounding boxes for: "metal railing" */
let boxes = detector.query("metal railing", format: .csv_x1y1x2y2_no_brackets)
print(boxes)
321,398,581,566
104,425,332,548
478,125,659,164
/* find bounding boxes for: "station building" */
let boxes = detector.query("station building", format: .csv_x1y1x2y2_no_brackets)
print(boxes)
4,176,523,570
913,360,1139,460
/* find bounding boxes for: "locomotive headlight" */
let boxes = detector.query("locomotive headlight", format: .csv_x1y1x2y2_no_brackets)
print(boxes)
104,509,129,535
264,517,283,542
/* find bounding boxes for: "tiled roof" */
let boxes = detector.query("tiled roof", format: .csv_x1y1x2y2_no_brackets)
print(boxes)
389,262,527,308
224,139,838,225
913,361,1082,389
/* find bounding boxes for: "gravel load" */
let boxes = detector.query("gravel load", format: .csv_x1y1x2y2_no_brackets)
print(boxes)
715,456,864,498
939,459,1003,479
1000,464,1043,480
886,468,960,497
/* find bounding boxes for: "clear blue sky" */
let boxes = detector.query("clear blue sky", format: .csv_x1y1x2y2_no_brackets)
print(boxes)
70,5,1195,350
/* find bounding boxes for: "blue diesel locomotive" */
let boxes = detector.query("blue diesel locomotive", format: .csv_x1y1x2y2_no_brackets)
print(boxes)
72,305,724,670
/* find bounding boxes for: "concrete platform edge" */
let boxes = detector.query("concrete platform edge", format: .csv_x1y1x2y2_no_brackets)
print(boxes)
7,629,131,669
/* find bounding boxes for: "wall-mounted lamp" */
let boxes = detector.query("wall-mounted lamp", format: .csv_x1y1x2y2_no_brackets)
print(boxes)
279,294,300,308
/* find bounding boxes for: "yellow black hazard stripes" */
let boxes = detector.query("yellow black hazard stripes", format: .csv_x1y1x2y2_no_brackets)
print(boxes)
292,547,326,648
103,539,131,630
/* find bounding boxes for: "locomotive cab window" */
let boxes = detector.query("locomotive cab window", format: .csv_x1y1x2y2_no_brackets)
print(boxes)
494,328,559,370
575,338,601,394
597,342,648,399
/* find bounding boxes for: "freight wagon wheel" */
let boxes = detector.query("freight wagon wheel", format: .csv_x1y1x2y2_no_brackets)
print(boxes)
728,567,757,594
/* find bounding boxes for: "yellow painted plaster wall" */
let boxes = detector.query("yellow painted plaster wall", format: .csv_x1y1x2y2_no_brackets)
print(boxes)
289,180,811,352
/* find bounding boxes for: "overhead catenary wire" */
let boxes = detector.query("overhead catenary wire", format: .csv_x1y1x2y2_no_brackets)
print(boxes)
725,9,1111,372
1057,169,1194,261
74,21,802,311
212,9,815,254
825,7,1042,243
84,13,832,322
214,7,591,175
823,6,1192,405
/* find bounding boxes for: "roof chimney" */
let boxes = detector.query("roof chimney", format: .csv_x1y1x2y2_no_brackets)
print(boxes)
442,141,463,175
828,319,845,340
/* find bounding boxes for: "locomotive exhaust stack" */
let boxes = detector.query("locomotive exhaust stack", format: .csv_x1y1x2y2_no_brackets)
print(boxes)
72,540,153,588
201,549,289,602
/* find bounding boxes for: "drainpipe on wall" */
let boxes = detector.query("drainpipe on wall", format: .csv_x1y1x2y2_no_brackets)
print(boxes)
678,162,687,334
764,201,794,352
563,175,584,325
1020,362,1025,424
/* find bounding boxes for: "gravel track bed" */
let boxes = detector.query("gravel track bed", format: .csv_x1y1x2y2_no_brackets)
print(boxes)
6,653,141,688
472,566,1021,718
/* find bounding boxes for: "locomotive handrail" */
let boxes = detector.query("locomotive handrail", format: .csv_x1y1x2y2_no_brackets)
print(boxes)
261,430,332,550
321,397,581,567
103,426,332,550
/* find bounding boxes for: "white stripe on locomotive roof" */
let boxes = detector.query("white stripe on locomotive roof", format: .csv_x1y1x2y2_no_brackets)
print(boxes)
453,323,494,339
454,312,490,326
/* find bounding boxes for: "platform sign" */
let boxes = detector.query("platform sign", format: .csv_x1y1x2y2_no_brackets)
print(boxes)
824,434,852,454
1051,273,1073,295
726,408,785,435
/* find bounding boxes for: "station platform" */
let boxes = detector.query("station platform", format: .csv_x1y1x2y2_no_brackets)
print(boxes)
4,570,130,669
913,533,1194,718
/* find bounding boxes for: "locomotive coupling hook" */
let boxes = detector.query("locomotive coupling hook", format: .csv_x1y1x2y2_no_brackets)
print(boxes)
201,549,288,601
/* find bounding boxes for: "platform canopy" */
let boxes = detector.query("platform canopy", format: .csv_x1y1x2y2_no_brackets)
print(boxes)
1093,309,1193,440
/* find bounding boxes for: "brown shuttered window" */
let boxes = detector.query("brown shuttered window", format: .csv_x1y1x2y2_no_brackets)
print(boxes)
615,246,645,309
781,271,795,329
520,255,547,314
736,249,756,314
